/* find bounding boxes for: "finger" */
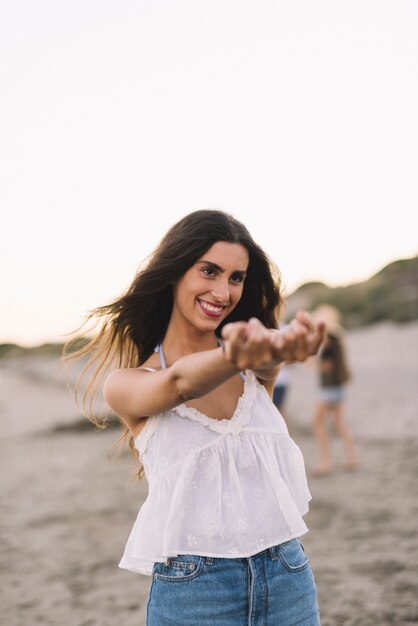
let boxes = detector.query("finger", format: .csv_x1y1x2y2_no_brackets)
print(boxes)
221,321,247,341
290,321,311,360
295,310,315,332
307,321,326,355
273,321,314,363
275,325,298,362
292,318,327,361
222,322,249,364
245,318,269,347
240,320,272,368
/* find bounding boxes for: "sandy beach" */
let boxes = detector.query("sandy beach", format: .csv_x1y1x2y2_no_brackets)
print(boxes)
1,321,418,625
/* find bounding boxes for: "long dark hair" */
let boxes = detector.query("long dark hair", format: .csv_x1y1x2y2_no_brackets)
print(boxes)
320,331,351,385
63,209,282,475
121,209,281,363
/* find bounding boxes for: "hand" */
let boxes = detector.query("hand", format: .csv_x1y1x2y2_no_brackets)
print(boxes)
221,311,325,371
271,311,325,364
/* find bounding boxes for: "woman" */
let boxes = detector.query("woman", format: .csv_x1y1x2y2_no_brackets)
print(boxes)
312,322,358,475
68,209,324,625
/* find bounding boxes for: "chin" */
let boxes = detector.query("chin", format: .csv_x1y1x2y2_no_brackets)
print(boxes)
195,316,223,333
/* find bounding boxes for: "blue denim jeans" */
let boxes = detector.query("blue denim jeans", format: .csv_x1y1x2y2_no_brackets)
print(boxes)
146,538,320,625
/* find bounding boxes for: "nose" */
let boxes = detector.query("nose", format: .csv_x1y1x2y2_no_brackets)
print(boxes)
211,277,231,303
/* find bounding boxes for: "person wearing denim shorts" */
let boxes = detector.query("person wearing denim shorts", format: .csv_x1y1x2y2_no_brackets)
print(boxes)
312,317,358,474
98,210,325,624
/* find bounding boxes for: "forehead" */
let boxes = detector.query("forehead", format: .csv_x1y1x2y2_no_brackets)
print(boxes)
197,241,249,269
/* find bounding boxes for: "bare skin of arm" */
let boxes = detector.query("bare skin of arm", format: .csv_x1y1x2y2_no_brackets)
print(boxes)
103,347,240,422
103,310,325,430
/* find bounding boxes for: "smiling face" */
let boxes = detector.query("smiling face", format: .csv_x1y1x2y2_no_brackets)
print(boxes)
171,241,249,335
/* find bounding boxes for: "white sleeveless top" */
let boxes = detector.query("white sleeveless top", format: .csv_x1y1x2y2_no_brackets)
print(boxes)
118,367,312,576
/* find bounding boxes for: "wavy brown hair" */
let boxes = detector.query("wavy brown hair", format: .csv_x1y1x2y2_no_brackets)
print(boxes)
63,209,282,478
319,331,351,385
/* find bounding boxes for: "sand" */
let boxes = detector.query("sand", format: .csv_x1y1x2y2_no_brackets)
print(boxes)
1,321,418,625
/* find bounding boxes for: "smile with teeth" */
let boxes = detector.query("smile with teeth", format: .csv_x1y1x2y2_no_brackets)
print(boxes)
198,299,225,315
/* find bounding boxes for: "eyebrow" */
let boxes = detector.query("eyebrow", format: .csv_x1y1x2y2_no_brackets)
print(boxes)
197,260,247,275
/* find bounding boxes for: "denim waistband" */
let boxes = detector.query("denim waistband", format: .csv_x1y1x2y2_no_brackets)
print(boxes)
201,539,297,565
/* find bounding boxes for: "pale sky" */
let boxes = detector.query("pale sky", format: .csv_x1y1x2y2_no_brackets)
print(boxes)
1,0,417,346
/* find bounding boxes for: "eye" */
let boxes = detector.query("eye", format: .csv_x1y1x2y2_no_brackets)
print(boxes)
202,267,217,278
230,272,245,284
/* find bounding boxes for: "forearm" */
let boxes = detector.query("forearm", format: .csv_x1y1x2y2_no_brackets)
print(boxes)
171,346,240,400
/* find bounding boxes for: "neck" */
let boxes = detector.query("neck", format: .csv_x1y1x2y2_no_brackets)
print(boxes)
162,323,219,363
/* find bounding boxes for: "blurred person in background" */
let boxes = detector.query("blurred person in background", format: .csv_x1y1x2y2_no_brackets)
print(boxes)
311,305,358,475
272,319,291,420
272,363,290,419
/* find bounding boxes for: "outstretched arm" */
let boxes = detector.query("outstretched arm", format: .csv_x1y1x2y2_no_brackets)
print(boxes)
103,347,239,423
103,311,324,428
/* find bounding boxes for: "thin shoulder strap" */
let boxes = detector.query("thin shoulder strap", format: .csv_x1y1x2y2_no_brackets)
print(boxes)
155,344,167,370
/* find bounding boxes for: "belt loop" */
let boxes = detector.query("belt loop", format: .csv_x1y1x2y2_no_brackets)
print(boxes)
269,546,278,561
204,557,214,565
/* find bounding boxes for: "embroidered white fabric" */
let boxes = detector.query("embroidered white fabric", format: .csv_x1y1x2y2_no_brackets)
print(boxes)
119,370,312,576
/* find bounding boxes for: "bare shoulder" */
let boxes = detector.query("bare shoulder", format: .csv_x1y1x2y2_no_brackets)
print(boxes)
104,352,161,392
102,350,182,434
104,352,160,399
102,367,150,435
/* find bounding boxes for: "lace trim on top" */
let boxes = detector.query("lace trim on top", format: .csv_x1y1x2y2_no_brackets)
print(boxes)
135,365,258,453
171,370,258,435
135,414,160,456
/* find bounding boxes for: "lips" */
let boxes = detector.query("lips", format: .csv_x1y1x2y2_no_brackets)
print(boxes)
198,299,225,318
